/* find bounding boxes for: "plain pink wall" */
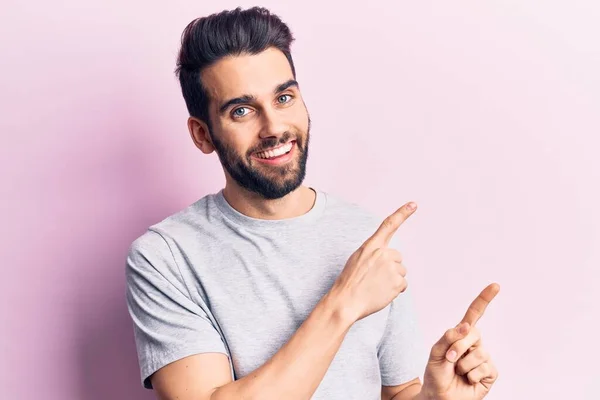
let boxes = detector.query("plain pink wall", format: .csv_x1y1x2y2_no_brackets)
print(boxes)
2,1,598,399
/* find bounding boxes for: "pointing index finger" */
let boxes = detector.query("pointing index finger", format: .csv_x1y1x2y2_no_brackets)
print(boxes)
459,283,500,327
364,202,417,249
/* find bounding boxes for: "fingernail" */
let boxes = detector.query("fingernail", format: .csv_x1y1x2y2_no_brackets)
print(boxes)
407,202,416,210
446,350,457,362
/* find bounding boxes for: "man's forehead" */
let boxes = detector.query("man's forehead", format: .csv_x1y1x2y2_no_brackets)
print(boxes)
202,48,295,101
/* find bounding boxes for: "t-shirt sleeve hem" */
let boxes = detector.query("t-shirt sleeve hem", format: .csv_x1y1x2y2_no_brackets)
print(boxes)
141,347,231,389
380,371,422,387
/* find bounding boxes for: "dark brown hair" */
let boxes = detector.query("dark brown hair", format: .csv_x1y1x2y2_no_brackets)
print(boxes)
175,7,296,129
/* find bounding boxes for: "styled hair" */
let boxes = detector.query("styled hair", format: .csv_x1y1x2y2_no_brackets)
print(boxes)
175,6,296,129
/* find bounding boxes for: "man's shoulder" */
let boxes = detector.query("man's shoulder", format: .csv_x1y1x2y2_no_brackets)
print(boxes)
125,192,220,283
320,191,407,252
316,189,387,241
128,192,218,252
320,189,382,223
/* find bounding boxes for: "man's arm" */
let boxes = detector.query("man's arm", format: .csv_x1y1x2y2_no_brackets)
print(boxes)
144,202,418,400
152,290,353,400
382,378,425,400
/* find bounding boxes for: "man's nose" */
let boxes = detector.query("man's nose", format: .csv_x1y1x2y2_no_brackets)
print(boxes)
258,107,289,139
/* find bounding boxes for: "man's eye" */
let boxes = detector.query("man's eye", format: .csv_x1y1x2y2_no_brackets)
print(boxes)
232,107,250,118
277,94,292,104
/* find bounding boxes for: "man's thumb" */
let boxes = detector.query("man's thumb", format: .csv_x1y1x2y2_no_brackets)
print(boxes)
429,322,470,361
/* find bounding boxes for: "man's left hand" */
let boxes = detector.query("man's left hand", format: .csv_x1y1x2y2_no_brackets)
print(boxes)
420,283,500,400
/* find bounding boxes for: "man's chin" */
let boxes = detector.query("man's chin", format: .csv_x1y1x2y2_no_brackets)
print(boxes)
248,174,305,199
256,185,302,200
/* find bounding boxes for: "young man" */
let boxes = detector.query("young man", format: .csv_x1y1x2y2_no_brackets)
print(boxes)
125,7,500,400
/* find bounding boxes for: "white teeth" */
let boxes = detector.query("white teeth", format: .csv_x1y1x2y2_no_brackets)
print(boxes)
256,142,293,159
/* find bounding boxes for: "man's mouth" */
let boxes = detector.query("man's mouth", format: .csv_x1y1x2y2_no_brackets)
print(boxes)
254,140,295,160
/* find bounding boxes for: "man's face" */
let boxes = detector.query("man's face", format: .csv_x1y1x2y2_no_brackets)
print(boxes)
200,47,310,200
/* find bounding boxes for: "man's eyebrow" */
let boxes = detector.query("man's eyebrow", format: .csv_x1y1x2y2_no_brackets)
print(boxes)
218,80,299,116
218,94,256,115
274,79,299,94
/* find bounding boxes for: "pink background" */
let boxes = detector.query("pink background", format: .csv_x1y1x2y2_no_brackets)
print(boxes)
2,1,598,399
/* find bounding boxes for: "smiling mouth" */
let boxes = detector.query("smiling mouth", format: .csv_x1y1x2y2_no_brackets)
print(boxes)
253,140,295,160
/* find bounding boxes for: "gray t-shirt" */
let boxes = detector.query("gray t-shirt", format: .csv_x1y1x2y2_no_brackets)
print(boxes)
125,188,426,399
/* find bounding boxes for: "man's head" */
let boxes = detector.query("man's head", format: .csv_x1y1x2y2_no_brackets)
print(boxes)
175,7,310,200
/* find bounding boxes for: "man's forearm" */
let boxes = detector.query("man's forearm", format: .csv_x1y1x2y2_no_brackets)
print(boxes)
391,384,429,400
210,289,354,400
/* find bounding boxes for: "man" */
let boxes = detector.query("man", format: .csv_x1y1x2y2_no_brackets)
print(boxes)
125,6,500,400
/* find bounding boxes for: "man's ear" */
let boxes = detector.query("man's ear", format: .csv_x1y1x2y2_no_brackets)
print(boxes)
188,117,215,154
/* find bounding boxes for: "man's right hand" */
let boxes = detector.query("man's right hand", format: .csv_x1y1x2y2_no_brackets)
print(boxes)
331,201,417,322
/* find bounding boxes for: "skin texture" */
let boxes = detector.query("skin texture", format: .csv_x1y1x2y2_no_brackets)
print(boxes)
151,47,500,400
188,47,315,219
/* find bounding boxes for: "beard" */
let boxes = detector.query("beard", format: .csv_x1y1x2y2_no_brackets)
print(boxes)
210,117,311,200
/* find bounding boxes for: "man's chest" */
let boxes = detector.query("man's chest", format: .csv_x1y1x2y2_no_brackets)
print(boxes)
184,240,389,379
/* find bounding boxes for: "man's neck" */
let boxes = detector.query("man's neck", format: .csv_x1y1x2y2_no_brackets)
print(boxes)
222,182,316,220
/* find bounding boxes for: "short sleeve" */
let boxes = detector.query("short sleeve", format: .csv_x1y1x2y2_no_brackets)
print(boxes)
377,284,427,386
125,230,229,389
377,233,428,386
